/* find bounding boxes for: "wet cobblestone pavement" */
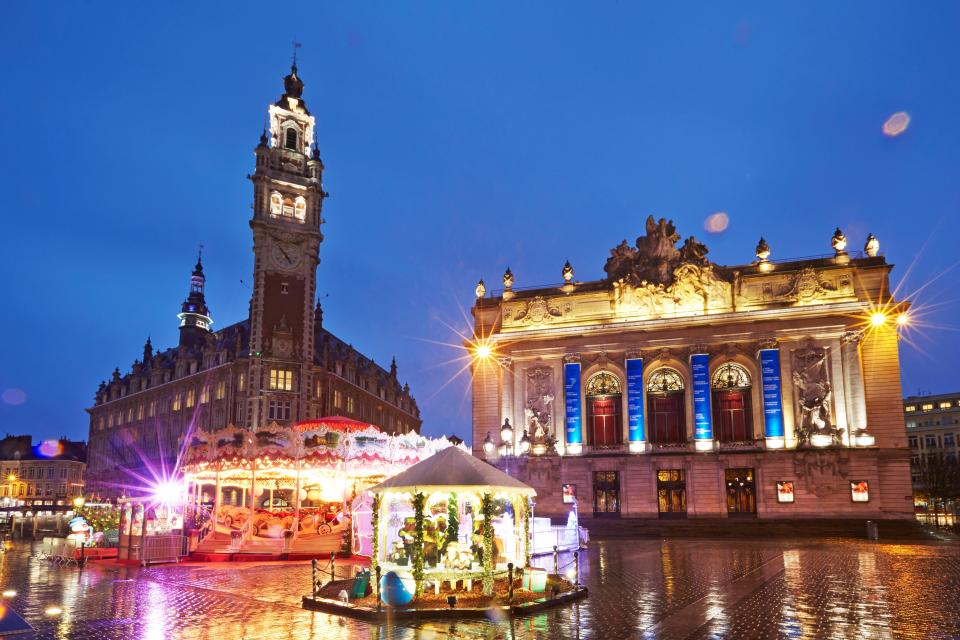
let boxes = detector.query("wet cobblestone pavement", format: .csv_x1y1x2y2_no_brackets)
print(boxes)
1,537,957,639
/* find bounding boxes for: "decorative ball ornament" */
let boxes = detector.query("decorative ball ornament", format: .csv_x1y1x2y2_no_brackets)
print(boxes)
502,268,514,290
864,234,880,258
831,227,847,254
475,279,486,298
755,237,770,262
379,570,415,607
562,260,574,283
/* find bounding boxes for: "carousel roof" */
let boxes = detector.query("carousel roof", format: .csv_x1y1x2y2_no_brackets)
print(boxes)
292,416,380,433
370,445,535,495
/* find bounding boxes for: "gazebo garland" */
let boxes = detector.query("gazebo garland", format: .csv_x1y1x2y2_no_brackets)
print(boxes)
481,492,494,595
412,491,426,596
523,497,531,567
445,492,459,553
371,493,382,566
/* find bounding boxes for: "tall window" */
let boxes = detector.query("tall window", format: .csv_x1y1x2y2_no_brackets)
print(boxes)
269,369,293,391
585,371,622,447
199,385,210,404
270,192,282,216
186,389,196,408
137,404,144,421
711,363,754,443
172,393,182,412
347,396,355,414
285,127,298,150
238,372,245,392
148,401,156,417
333,389,342,409
294,196,306,221
267,400,292,421
215,380,225,400
647,367,686,444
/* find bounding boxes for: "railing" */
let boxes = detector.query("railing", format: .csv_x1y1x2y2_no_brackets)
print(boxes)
141,535,184,565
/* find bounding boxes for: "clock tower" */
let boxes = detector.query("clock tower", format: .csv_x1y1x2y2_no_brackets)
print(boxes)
246,63,327,428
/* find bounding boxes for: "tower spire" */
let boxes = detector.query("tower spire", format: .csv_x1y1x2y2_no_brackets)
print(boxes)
178,250,213,348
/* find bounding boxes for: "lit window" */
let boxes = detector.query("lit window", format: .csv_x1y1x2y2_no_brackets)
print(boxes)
282,197,295,217
126,408,133,422
215,380,225,400
186,389,196,408
137,405,144,420
940,401,952,409
294,196,306,220
107,414,114,428
333,389,342,409
148,401,156,417
269,369,293,391
347,396,355,414
200,386,210,404
905,405,916,413
285,127,298,150
922,403,934,411
173,394,182,412
270,192,282,216
238,373,245,392
315,380,322,399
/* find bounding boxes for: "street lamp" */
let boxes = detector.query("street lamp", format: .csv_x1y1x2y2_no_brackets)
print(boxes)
482,432,497,458
500,419,515,457
519,430,531,455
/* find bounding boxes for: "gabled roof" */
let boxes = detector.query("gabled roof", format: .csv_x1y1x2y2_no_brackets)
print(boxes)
371,445,535,495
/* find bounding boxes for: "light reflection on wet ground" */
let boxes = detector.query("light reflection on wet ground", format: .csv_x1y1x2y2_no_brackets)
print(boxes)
0,537,957,639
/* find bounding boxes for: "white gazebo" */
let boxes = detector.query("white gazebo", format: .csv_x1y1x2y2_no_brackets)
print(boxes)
370,446,536,597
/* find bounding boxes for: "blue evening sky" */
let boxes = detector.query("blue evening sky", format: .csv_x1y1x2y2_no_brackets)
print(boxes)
1,2,959,443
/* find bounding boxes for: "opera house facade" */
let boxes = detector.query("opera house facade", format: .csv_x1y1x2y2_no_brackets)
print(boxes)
471,218,912,520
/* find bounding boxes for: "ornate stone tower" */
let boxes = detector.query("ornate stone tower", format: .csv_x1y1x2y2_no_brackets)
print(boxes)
246,63,327,428
177,253,213,350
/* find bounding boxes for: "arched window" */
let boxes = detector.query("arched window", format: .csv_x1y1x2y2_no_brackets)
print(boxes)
270,192,282,216
647,367,686,444
711,363,754,442
585,371,622,447
294,196,307,221
282,197,295,217
285,127,299,150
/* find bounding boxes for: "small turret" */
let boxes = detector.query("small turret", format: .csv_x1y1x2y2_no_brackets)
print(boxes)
390,357,398,379
177,250,213,349
143,336,153,364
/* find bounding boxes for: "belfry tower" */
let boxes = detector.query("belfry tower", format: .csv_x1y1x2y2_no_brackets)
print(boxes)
177,253,212,350
246,62,327,428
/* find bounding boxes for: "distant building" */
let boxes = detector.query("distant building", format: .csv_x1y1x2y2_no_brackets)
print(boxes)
472,219,913,520
85,64,421,498
904,393,960,486
0,435,86,516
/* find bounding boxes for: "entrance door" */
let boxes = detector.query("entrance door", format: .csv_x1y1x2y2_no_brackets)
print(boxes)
650,394,686,444
593,471,621,517
714,390,753,442
725,468,757,515
657,469,687,518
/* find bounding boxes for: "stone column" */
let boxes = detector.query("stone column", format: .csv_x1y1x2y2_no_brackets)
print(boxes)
841,331,870,444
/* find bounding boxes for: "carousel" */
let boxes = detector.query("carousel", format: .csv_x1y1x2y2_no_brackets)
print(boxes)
181,417,457,556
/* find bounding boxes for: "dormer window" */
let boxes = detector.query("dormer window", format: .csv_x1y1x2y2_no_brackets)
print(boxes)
285,127,298,150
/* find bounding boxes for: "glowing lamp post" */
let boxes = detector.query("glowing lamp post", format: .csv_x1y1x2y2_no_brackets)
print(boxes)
483,432,497,459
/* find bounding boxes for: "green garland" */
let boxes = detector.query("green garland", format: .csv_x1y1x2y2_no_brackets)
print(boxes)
412,491,426,597
445,493,459,553
75,506,120,535
481,492,494,595
371,493,381,565
523,497,531,567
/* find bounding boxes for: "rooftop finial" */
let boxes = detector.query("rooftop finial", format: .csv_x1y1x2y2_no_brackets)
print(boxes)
291,40,301,70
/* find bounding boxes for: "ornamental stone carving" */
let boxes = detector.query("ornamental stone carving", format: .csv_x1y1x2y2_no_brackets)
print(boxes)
793,450,850,497
513,296,562,326
784,267,837,303
524,367,555,444
791,343,843,445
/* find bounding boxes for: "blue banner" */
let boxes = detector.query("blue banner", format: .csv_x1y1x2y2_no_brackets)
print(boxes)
564,362,583,445
691,353,712,441
759,349,784,438
626,358,644,442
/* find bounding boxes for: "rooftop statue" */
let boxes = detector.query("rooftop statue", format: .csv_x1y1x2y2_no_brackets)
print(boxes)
604,216,712,287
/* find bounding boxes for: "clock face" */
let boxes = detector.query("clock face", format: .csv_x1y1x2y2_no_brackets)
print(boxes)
270,243,302,270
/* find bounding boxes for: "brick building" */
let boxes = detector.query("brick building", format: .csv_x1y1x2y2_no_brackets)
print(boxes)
471,218,913,520
86,65,421,497
0,435,86,515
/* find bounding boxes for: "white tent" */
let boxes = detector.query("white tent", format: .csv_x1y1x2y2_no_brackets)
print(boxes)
371,446,535,496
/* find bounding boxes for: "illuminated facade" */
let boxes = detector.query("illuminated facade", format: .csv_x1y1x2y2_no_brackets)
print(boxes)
86,65,421,497
0,435,86,515
472,218,913,520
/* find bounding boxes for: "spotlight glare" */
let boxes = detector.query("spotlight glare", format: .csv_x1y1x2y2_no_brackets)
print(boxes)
896,313,909,327
150,480,184,505
1,590,16,598
870,312,887,327
44,606,63,616
476,344,492,360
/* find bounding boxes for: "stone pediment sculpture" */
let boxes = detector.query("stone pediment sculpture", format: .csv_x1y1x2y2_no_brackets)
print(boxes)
606,216,732,317
514,296,563,326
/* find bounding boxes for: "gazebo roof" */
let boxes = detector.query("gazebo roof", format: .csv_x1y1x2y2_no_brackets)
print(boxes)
370,445,536,496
